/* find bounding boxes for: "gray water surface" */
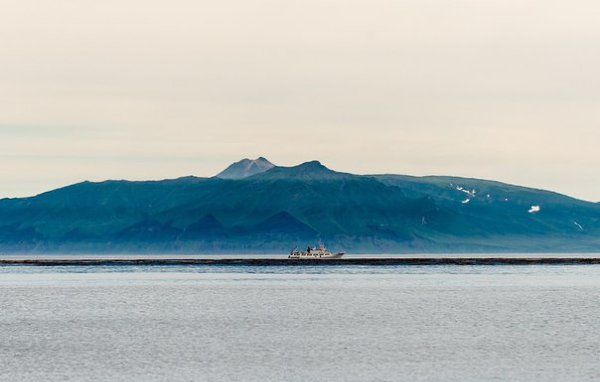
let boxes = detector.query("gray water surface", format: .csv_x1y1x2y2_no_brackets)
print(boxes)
2,264,600,381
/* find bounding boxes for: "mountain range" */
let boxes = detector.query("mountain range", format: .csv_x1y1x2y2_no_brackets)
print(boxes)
1,157,599,253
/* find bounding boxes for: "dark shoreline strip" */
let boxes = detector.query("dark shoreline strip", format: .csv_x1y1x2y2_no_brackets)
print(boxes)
2,258,600,266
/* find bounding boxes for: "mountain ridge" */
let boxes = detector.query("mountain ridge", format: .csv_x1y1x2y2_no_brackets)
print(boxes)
0,158,598,253
252,160,353,180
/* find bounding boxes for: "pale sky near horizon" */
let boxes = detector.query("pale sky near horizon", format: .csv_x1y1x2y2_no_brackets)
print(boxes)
1,0,599,201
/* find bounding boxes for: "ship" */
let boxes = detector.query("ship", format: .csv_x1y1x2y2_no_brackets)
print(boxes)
288,244,345,259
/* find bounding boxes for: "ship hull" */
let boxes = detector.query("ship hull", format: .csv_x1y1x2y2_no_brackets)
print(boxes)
288,252,345,259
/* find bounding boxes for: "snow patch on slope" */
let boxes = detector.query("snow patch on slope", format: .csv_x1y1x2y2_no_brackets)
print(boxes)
453,184,477,204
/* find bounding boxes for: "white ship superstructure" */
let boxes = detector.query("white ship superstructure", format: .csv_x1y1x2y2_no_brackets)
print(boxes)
288,244,344,259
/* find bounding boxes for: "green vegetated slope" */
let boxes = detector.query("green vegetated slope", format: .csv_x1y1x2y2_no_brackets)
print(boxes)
0,159,598,253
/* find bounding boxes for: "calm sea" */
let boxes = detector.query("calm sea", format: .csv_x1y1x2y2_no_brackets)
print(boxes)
2,259,600,381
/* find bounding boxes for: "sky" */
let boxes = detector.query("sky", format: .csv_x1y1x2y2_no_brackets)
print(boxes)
1,0,599,201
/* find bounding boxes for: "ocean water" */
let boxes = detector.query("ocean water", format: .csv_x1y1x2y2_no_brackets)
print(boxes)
2,263,600,381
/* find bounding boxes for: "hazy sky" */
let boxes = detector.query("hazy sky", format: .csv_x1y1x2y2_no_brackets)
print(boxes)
1,0,599,201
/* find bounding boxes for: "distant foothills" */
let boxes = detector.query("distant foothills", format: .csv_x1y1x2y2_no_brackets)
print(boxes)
1,157,599,254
